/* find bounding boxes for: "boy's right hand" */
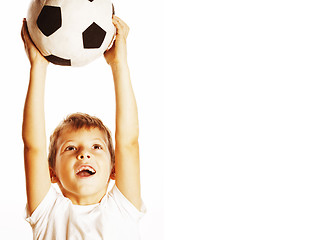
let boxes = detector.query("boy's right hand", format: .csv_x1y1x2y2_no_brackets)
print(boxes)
21,18,49,67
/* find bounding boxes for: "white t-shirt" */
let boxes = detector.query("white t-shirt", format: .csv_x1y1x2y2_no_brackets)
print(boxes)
25,185,146,240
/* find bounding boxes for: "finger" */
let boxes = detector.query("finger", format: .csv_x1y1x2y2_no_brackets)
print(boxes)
112,15,121,21
113,16,129,30
112,16,121,28
21,19,26,44
112,19,122,37
21,19,31,44
22,19,37,49
112,16,129,38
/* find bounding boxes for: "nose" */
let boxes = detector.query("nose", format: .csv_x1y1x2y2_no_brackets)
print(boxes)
77,152,91,160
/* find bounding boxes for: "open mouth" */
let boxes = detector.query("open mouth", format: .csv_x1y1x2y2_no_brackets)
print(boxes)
75,165,96,177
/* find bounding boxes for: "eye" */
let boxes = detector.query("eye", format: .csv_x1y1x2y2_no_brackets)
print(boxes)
65,145,77,151
92,144,103,150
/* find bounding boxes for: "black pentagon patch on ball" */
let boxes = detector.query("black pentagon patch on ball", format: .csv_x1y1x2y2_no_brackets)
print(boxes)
82,22,106,49
88,0,94,2
37,6,62,37
45,55,71,66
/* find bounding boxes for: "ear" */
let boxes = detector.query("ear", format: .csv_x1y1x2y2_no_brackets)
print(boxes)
49,167,59,183
110,166,116,180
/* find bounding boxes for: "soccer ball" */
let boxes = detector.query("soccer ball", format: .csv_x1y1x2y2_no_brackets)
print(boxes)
27,0,116,67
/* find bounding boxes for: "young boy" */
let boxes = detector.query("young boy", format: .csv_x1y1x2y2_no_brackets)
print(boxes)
21,15,145,239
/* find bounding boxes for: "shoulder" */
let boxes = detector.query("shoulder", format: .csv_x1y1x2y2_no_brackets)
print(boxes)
25,185,69,226
103,184,146,220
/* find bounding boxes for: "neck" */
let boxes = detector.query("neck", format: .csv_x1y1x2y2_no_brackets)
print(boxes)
58,184,109,205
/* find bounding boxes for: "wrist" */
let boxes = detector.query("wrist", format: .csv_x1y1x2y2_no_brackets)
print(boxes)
31,60,49,70
109,60,128,70
30,61,48,82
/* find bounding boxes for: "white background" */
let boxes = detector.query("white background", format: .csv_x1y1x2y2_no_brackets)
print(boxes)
1,0,310,239
164,0,310,239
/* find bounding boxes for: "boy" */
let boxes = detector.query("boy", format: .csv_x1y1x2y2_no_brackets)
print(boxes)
21,15,145,239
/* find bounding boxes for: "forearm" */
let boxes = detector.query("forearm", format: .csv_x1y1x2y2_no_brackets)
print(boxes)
22,63,47,150
111,62,139,145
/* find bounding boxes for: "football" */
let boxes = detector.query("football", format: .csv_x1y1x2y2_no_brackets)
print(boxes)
26,0,116,67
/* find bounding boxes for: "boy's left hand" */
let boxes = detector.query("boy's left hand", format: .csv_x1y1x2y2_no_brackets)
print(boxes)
21,19,49,67
104,16,129,66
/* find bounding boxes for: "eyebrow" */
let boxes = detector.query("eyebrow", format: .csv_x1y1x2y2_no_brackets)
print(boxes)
93,138,108,148
58,140,75,153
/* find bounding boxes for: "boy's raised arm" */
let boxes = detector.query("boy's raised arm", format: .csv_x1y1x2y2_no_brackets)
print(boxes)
21,19,51,215
104,16,142,210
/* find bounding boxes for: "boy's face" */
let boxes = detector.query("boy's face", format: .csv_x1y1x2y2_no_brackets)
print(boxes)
52,127,114,205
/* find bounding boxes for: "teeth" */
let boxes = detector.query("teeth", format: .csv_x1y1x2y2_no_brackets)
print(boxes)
76,166,96,174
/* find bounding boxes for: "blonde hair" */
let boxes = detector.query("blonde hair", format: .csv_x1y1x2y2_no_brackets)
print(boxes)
48,113,115,170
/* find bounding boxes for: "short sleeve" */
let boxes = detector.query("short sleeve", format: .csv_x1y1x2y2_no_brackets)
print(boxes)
108,185,146,221
25,186,58,226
